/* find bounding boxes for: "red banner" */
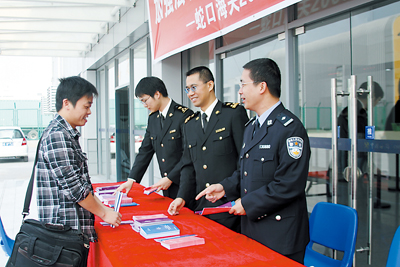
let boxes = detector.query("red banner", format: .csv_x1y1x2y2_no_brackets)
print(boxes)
148,0,301,62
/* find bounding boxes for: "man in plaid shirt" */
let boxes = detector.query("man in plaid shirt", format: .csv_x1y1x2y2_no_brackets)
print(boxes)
36,76,122,265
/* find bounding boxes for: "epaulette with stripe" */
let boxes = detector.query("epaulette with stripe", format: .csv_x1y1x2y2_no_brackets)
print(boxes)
224,102,239,108
185,112,198,123
175,105,189,113
276,113,294,127
245,116,256,127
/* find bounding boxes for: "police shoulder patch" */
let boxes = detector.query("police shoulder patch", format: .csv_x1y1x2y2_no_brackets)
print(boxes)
277,113,293,127
245,117,256,127
286,137,303,159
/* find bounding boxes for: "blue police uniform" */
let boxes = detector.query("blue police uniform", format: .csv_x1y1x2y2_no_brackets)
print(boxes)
220,103,310,256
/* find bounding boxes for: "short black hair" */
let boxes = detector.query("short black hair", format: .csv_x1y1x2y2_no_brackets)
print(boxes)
56,76,98,112
135,76,168,98
243,58,281,98
186,66,215,85
358,81,384,100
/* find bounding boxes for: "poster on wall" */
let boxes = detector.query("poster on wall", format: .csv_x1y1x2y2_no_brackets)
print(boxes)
147,0,301,62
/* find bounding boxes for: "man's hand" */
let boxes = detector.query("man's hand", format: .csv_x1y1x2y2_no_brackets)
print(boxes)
114,179,135,195
195,184,225,203
229,198,246,216
102,207,122,227
168,198,185,215
150,177,173,192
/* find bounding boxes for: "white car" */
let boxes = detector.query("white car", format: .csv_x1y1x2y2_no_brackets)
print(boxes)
0,126,29,162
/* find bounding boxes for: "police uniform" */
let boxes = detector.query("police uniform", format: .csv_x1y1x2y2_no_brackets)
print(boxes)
128,100,193,199
220,103,310,256
177,100,249,231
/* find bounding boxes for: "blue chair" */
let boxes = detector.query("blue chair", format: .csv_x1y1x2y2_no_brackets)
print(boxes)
386,225,400,267
304,202,358,267
0,216,15,256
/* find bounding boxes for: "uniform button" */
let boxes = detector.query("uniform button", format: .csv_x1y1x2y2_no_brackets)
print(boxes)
164,172,168,176
205,183,210,187
202,146,206,151
172,137,174,140
161,144,164,147
219,136,222,140
244,189,247,193
189,145,192,148
162,159,165,162
244,171,248,176
203,165,207,169
258,217,261,220
275,215,281,221
246,153,249,158
261,157,264,161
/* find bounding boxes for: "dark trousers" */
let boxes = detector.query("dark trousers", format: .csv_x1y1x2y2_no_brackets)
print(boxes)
285,249,305,265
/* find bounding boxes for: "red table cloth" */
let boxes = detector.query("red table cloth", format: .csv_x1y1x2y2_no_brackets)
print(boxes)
88,182,304,267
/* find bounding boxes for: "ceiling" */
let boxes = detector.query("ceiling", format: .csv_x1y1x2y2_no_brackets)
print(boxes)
0,0,137,57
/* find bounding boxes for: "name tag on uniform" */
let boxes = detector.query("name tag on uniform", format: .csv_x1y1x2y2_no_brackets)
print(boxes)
259,145,270,149
169,129,176,133
216,127,225,133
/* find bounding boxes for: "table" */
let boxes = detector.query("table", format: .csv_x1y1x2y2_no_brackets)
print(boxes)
88,182,304,267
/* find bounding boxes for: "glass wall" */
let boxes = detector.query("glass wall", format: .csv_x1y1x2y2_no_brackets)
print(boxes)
297,1,400,265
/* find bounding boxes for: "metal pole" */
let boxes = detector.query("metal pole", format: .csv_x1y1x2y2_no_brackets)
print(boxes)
350,75,358,210
331,78,338,204
367,76,373,265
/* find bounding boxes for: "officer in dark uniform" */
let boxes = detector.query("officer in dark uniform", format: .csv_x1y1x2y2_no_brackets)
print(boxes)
168,66,249,232
196,58,310,264
115,77,193,199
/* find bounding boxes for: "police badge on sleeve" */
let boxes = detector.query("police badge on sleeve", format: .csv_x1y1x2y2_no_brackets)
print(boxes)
286,137,303,159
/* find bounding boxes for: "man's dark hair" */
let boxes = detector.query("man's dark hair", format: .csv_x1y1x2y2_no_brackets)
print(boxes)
135,76,168,98
56,76,98,112
358,81,384,100
186,66,215,85
243,58,281,98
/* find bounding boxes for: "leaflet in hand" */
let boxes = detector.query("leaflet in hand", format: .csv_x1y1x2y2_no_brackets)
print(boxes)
143,187,157,195
195,201,235,215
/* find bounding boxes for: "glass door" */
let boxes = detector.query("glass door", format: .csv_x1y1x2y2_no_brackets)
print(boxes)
299,2,400,265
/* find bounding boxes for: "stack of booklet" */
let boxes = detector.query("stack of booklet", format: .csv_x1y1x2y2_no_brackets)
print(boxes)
156,235,205,250
131,214,180,239
195,201,235,215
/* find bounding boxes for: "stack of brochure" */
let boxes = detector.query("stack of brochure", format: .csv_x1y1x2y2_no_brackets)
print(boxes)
94,185,136,207
139,223,180,239
131,214,169,232
158,235,205,250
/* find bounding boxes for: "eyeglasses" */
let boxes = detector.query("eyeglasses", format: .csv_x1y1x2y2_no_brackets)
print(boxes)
239,81,260,88
139,96,151,105
184,81,209,94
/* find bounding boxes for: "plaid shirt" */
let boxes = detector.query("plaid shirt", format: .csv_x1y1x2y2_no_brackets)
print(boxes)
36,114,97,242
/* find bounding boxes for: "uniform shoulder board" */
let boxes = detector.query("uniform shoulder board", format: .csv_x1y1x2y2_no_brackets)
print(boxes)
149,111,157,116
245,117,256,127
185,112,197,123
224,102,239,108
276,113,294,127
176,105,189,113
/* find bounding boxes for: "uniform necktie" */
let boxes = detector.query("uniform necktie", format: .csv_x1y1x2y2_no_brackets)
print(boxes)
202,113,208,133
160,113,165,129
252,119,260,139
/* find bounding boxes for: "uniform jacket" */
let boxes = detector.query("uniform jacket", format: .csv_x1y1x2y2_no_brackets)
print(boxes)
128,100,193,199
178,101,249,215
220,103,310,255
